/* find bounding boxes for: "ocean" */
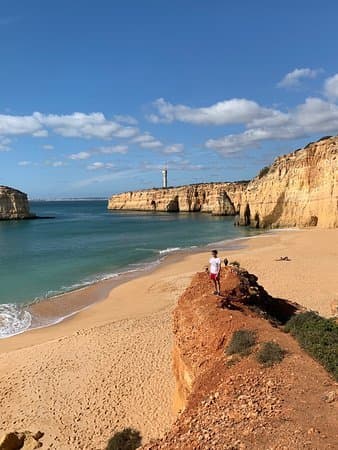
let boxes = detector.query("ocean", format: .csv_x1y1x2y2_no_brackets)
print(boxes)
0,200,263,337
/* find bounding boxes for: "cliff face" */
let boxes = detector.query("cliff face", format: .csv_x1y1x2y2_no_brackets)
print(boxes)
108,182,247,215
239,137,338,228
142,269,338,450
108,136,338,228
0,186,33,220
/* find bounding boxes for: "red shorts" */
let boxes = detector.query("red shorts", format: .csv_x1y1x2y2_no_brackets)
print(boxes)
210,273,219,280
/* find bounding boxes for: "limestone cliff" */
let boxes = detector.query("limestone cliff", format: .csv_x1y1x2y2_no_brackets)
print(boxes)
108,182,248,215
239,136,338,228
108,136,338,228
0,186,34,220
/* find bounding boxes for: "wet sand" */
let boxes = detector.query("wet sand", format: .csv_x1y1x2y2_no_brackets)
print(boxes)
0,228,337,449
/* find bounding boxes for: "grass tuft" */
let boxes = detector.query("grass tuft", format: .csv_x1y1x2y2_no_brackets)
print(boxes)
230,261,240,267
285,312,338,380
226,329,256,356
256,341,285,367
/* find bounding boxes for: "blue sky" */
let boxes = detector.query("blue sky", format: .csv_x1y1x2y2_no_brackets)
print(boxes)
1,0,338,198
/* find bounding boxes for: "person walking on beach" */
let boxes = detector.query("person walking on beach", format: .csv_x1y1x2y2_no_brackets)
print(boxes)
209,249,221,295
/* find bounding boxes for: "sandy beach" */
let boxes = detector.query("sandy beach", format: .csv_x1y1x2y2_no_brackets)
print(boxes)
0,228,337,449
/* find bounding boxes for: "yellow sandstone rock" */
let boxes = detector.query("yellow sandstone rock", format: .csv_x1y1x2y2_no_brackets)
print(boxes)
108,136,338,228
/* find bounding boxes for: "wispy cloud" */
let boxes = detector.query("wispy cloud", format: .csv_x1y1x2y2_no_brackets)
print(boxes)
147,97,273,125
277,67,322,88
87,162,115,170
69,151,91,160
0,137,11,152
69,145,128,162
113,114,138,125
163,143,184,154
44,160,67,167
324,74,338,99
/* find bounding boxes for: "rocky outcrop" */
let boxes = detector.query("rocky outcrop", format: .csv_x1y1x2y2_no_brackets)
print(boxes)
108,136,338,228
108,182,248,215
142,268,338,449
239,136,338,228
0,431,43,450
0,186,34,220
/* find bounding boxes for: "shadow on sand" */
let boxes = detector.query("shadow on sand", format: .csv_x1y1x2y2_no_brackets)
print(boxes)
106,428,142,450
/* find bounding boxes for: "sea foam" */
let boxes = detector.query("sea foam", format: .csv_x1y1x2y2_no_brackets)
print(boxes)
0,304,32,338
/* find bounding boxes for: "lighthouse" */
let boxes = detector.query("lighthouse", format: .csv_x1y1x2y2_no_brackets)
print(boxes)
162,167,168,188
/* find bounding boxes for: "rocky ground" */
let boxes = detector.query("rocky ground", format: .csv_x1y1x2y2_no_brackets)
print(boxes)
143,269,338,450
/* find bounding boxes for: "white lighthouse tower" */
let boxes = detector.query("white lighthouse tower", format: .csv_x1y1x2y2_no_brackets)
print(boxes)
162,167,168,188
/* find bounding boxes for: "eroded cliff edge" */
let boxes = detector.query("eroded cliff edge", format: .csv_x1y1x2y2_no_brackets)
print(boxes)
142,269,338,450
108,136,338,228
0,186,34,220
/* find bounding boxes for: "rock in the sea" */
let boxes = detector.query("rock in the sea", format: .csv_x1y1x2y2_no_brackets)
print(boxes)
0,186,34,220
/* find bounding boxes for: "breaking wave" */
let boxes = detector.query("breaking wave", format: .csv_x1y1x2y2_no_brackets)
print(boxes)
0,304,32,339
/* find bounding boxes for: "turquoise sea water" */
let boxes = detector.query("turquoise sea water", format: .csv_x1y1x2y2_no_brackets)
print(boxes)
0,200,263,337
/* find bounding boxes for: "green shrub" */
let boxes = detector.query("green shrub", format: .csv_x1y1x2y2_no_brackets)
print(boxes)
258,166,270,178
256,341,285,367
230,261,240,267
226,329,256,356
285,312,338,380
107,428,142,450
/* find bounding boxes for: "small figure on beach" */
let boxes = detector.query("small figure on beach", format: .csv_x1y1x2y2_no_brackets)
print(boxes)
234,213,240,226
209,249,221,295
275,256,291,261
223,258,228,267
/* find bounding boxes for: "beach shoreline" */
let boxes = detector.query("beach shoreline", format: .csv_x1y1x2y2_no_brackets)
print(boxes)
1,227,337,354
0,227,265,341
0,227,337,448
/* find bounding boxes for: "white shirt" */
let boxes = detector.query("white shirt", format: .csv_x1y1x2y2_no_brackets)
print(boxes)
209,257,221,274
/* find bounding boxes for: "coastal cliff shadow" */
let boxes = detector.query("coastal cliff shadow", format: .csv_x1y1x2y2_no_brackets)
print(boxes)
247,295,299,325
220,270,299,325
106,428,142,450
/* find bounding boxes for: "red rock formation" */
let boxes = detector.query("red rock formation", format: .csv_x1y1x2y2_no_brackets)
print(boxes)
142,268,338,449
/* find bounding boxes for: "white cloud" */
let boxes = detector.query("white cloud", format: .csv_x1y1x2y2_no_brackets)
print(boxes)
97,145,128,154
163,143,184,154
324,74,338,99
18,160,32,166
140,140,162,149
42,144,54,150
51,161,66,167
147,97,273,125
0,114,41,135
69,151,91,160
0,111,138,140
114,114,138,125
45,160,67,167
32,129,49,137
87,162,115,170
132,133,157,143
277,67,321,88
206,96,338,155
131,132,163,149
0,137,11,151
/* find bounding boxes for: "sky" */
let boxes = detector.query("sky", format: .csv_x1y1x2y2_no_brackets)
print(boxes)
1,0,338,198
